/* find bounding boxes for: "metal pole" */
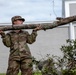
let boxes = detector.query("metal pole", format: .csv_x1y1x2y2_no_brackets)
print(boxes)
69,23,75,40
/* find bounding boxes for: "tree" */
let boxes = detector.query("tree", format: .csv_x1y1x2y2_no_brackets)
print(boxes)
60,39,76,75
32,39,76,75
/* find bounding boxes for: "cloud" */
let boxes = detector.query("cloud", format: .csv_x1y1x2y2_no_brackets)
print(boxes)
0,0,62,23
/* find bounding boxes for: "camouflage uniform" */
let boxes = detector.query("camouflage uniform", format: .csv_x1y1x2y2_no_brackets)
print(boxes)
1,29,37,75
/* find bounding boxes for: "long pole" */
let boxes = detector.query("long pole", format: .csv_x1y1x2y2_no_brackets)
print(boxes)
0,15,76,31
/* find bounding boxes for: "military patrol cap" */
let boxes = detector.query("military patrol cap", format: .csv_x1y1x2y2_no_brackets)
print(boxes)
11,16,25,23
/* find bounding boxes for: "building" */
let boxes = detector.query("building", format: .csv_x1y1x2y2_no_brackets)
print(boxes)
0,0,76,73
62,0,76,40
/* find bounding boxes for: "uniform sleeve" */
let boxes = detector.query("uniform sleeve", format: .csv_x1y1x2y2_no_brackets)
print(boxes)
1,33,11,47
26,30,37,44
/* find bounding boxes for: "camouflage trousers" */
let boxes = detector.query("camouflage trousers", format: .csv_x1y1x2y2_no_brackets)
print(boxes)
6,58,33,75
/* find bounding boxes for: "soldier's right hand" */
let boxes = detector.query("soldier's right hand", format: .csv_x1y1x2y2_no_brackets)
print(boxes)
0,30,4,35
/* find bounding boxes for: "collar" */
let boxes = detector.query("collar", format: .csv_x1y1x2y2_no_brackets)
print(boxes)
11,30,23,33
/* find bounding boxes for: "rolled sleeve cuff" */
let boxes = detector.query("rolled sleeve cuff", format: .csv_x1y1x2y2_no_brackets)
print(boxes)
1,33,5,38
32,30,37,36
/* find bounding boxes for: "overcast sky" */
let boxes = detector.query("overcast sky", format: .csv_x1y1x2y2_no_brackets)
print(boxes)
0,0,62,23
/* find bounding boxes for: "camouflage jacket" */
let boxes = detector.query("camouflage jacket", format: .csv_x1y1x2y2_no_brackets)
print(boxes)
1,30,37,60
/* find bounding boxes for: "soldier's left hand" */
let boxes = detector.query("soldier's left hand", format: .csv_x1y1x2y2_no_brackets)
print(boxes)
33,25,42,31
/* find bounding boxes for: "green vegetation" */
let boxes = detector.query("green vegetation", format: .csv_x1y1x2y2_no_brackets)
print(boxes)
33,39,76,75
33,71,42,75
60,39,76,75
0,74,4,75
0,72,42,75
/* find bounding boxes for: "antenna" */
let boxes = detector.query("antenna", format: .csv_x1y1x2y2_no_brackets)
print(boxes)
52,0,57,17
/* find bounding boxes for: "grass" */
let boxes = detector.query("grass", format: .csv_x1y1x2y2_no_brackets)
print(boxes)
33,71,42,75
0,74,5,75
0,72,42,75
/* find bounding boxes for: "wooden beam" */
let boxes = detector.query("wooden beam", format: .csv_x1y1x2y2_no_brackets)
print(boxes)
0,15,76,31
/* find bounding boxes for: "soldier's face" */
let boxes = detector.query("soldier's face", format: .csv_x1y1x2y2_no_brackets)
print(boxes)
13,20,23,25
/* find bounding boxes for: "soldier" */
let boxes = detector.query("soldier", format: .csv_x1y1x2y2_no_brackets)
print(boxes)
0,16,41,75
